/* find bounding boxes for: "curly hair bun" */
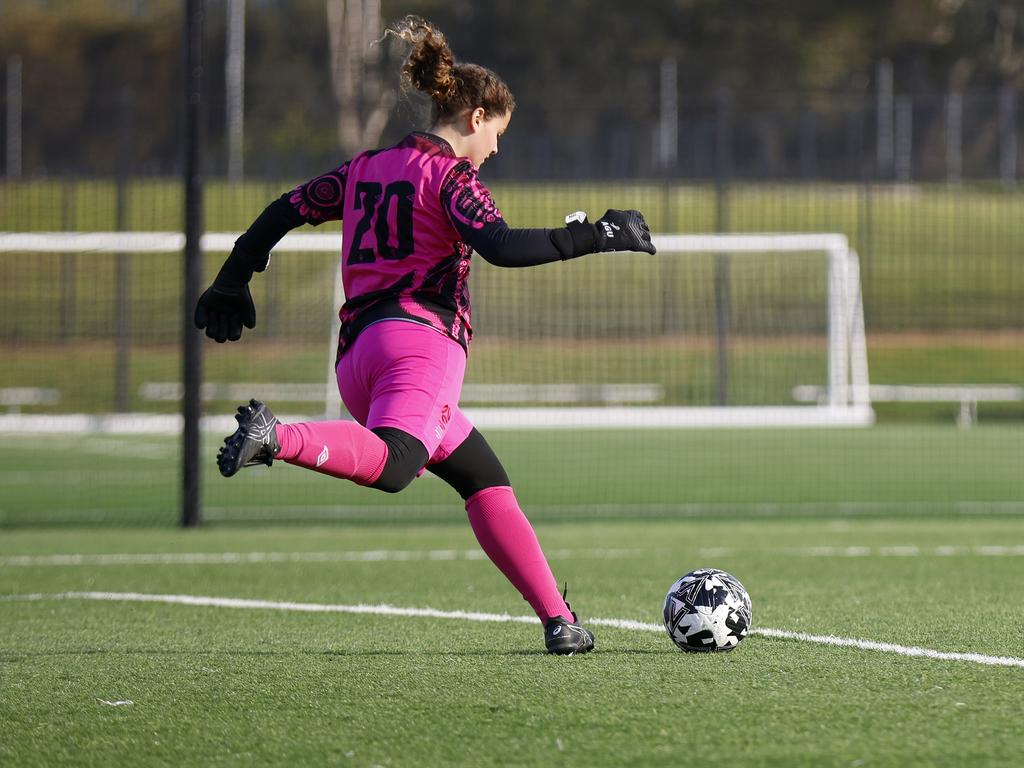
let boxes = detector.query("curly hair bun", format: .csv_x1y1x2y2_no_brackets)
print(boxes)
389,16,515,122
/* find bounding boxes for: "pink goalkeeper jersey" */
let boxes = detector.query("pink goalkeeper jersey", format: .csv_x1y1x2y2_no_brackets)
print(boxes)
288,132,502,359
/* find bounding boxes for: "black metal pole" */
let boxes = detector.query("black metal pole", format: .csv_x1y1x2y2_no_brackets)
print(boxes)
713,88,733,407
115,86,133,413
60,180,76,341
182,0,205,528
658,57,679,334
858,96,873,291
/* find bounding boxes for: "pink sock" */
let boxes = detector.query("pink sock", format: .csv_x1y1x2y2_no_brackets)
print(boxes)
274,421,387,485
465,486,573,624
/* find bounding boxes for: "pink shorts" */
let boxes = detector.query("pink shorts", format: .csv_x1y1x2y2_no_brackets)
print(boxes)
336,320,474,465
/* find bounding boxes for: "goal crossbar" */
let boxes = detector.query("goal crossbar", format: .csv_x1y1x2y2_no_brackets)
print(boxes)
1,230,856,256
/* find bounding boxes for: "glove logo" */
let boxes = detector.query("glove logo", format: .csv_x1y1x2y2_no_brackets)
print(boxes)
600,221,621,239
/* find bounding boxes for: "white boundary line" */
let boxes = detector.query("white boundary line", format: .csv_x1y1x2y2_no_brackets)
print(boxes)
202,500,1024,519
751,628,1024,668
1,591,1022,669
3,544,1024,568
4,503,1024,526
0,548,645,567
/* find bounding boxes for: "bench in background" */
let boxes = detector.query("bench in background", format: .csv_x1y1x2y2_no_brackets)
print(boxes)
0,388,60,413
793,384,1024,427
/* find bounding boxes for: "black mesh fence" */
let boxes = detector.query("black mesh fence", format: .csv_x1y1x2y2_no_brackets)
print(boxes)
0,5,1021,526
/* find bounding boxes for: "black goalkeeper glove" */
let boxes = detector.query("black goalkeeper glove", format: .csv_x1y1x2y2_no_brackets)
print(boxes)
195,196,297,342
552,209,657,259
593,209,656,254
194,246,265,343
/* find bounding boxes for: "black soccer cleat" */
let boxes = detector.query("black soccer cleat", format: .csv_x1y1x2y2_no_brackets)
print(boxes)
544,615,595,656
544,584,595,655
217,399,281,477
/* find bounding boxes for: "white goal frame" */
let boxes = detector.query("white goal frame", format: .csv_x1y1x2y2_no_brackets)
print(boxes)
0,230,872,431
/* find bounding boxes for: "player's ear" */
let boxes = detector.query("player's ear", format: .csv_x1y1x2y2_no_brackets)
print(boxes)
468,106,486,133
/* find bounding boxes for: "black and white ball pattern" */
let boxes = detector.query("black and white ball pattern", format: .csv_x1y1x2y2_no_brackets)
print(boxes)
663,568,752,652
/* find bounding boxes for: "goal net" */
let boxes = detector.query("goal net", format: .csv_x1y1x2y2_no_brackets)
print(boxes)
466,232,871,428
0,230,872,433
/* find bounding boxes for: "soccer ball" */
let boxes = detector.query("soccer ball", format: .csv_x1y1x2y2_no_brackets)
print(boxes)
663,568,752,652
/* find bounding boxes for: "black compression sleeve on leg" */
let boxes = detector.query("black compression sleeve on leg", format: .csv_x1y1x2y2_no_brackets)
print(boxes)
369,427,428,493
427,428,511,501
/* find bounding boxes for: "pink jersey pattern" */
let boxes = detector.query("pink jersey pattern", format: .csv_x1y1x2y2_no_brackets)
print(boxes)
288,133,504,360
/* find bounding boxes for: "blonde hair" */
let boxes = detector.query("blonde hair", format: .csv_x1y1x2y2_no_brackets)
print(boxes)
388,16,516,123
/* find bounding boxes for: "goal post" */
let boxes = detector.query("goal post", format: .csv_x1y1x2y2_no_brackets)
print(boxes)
0,230,872,431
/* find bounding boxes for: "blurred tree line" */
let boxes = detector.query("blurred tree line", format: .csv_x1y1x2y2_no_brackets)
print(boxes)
1,0,1023,178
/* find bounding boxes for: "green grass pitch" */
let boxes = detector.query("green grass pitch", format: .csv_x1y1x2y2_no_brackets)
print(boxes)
1,426,1022,524
1,426,1023,765
2,519,1023,766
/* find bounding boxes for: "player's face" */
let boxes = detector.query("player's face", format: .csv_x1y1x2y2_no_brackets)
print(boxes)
466,109,511,169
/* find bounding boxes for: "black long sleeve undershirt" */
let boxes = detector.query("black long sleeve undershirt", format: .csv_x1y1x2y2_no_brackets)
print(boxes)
234,195,305,264
448,206,598,266
458,220,565,268
213,195,304,284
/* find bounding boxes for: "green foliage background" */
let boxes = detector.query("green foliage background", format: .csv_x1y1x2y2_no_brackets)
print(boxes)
3,0,1024,175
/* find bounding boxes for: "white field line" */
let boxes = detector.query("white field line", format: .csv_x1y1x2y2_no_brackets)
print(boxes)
2,590,1022,669
4,502,1024,524
201,501,1024,520
786,545,1024,557
750,628,1024,668
704,545,1024,558
4,544,1024,568
0,548,645,567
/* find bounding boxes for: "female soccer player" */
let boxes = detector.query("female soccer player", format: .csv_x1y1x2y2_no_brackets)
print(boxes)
195,17,655,655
